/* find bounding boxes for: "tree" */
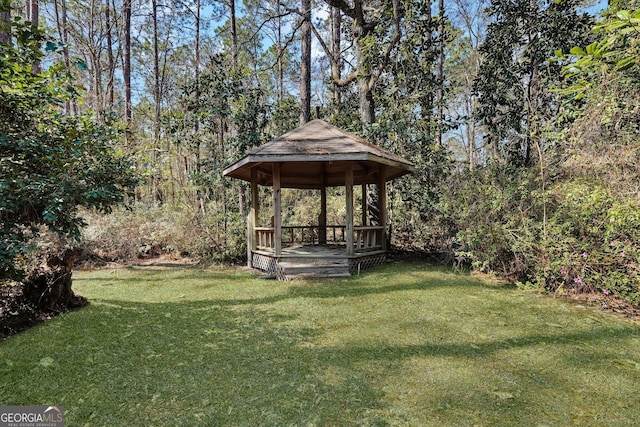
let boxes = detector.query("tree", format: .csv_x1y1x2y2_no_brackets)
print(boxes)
474,0,592,165
123,0,132,126
299,0,311,124
0,21,137,280
323,0,402,124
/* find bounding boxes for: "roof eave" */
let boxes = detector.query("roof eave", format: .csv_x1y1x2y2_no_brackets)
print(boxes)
224,153,414,181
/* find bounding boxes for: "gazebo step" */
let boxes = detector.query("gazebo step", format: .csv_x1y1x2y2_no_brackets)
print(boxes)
278,257,349,266
277,261,350,281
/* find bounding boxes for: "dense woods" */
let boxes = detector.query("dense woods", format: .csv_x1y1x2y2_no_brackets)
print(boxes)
1,0,639,304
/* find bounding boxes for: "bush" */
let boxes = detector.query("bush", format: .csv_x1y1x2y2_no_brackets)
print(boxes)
79,203,246,264
440,166,640,303
439,163,541,279
533,182,640,301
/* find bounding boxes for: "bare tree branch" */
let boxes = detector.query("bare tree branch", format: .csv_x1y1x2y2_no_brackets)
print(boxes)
310,21,335,63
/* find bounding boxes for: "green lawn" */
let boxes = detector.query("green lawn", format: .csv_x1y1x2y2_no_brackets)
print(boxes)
1,262,639,426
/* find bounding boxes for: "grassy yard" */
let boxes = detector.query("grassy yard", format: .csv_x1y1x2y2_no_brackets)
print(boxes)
1,262,639,426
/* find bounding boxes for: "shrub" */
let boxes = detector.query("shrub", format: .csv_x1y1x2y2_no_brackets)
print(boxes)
535,182,640,301
79,203,246,264
440,166,640,303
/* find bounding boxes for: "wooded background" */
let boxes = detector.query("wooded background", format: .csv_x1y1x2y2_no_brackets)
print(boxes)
1,0,639,303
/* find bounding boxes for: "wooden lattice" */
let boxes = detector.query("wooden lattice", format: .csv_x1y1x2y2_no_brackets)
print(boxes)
252,252,277,274
276,265,289,282
349,253,386,275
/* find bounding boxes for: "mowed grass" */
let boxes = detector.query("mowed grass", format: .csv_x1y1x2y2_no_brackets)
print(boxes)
1,262,639,426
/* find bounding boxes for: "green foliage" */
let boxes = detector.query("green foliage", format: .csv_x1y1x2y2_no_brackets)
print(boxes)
537,184,640,301
441,167,640,302
558,8,640,99
270,97,299,136
0,20,137,279
439,163,540,277
474,0,593,164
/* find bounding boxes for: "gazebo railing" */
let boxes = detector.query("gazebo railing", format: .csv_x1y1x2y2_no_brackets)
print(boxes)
353,226,384,251
255,225,383,251
282,225,347,246
255,227,275,249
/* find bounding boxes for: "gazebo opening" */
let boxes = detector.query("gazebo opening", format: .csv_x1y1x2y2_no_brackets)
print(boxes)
223,119,414,280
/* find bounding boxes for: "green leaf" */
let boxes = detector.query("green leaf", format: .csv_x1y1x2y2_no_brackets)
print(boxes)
585,42,599,56
616,10,631,20
74,60,88,71
570,46,586,56
615,57,636,71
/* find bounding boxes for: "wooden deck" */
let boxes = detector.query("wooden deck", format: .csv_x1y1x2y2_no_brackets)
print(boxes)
251,244,386,281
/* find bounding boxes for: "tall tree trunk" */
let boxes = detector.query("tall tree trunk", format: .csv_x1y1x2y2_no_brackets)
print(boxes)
194,0,200,107
330,6,341,111
277,9,284,102
230,0,238,70
105,0,114,107
89,0,102,113
417,0,433,136
54,0,73,114
0,0,11,46
26,0,40,73
300,0,311,124
436,0,444,146
26,0,38,29
324,0,401,126
466,95,476,170
356,71,375,124
123,0,132,128
152,0,161,203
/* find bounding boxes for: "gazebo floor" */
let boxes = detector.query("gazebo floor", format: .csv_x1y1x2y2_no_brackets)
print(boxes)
252,245,386,281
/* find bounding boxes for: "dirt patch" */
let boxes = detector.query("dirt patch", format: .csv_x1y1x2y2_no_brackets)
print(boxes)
74,253,201,270
559,291,640,322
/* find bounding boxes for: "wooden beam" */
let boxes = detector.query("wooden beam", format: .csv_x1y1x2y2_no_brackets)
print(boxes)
361,183,367,226
345,162,354,256
273,163,282,255
319,170,327,244
378,166,388,251
251,167,259,228
247,168,259,267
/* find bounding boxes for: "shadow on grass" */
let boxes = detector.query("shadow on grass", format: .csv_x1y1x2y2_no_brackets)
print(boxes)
72,266,253,287
312,324,640,364
0,298,389,425
211,266,511,307
2,271,640,425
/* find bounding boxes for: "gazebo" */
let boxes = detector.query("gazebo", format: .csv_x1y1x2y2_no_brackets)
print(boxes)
223,119,414,280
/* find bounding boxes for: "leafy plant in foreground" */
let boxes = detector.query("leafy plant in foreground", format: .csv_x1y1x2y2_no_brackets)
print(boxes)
0,19,137,280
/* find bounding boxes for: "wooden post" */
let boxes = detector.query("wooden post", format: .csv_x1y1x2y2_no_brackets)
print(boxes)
246,213,253,267
319,174,327,244
273,163,282,256
247,167,259,267
378,166,387,251
345,163,354,256
361,183,367,226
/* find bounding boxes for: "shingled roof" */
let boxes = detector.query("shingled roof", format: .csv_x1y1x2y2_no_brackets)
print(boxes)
223,119,414,189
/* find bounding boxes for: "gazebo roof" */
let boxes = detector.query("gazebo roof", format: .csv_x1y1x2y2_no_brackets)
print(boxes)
223,119,415,189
